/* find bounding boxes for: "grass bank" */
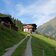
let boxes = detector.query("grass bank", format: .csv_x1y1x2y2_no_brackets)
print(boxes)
0,25,27,56
32,34,56,56
12,36,29,56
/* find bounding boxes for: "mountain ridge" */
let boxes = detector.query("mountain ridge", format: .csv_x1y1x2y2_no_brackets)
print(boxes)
37,17,56,39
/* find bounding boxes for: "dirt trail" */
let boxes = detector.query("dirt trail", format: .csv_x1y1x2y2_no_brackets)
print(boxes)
24,36,32,56
2,36,28,56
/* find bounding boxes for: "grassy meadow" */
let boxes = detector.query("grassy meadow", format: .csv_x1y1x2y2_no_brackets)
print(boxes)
32,34,56,56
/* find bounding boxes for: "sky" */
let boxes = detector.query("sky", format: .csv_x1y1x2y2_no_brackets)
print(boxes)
0,0,56,27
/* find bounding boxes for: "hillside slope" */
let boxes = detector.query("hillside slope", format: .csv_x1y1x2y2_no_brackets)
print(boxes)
0,25,26,56
32,34,56,56
37,17,56,39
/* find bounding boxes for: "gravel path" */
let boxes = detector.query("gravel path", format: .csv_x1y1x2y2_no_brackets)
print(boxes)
2,36,28,56
24,36,32,56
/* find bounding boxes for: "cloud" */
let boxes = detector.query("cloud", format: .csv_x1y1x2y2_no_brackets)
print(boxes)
2,0,12,5
16,0,56,26
2,0,17,17
1,0,56,26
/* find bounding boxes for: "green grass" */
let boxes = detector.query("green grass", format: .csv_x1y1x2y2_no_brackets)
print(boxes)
32,34,56,56
12,36,29,56
0,25,27,56
0,13,8,17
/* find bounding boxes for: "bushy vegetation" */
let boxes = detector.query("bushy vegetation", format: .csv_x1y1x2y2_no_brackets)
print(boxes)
13,19,23,30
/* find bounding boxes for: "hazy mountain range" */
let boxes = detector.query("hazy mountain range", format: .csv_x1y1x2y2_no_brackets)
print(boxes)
37,17,56,39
